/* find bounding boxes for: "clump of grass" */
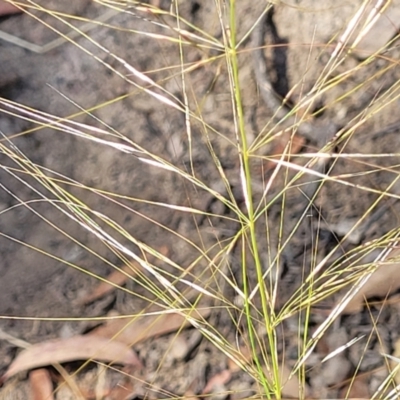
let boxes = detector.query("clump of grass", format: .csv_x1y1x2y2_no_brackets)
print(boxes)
1,0,400,398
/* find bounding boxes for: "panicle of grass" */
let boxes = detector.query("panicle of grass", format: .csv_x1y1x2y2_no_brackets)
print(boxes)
2,0,400,398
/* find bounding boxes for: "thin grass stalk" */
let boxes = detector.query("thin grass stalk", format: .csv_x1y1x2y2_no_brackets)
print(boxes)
227,1,280,397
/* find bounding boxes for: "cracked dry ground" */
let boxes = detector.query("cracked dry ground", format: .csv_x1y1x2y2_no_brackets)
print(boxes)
2,1,400,399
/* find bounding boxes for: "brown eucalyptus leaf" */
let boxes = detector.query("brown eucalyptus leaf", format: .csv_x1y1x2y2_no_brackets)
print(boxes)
342,253,400,314
227,346,252,373
265,364,311,399
339,375,370,399
202,370,231,394
258,135,305,175
80,247,169,305
80,261,144,305
90,307,210,346
2,335,142,381
0,1,21,16
29,369,54,400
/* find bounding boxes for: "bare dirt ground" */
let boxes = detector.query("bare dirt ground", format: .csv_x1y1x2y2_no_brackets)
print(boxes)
1,1,400,398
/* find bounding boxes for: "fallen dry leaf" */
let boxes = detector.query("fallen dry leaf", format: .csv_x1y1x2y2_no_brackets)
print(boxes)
265,364,311,399
185,376,201,400
341,248,400,314
0,1,21,16
80,247,170,305
259,134,305,175
227,346,252,373
29,369,54,400
2,335,142,382
183,389,199,400
202,370,231,394
79,261,144,305
339,374,370,399
76,387,111,400
90,307,210,346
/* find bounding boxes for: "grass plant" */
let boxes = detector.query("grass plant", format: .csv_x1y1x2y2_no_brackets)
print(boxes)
2,0,400,398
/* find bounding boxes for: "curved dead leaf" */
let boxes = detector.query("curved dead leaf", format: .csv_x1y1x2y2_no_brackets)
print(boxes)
202,369,231,394
341,253,400,314
265,364,311,399
339,374,370,399
2,335,142,382
80,248,169,305
79,261,144,305
30,369,54,400
258,134,305,175
91,307,210,346
0,1,21,16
